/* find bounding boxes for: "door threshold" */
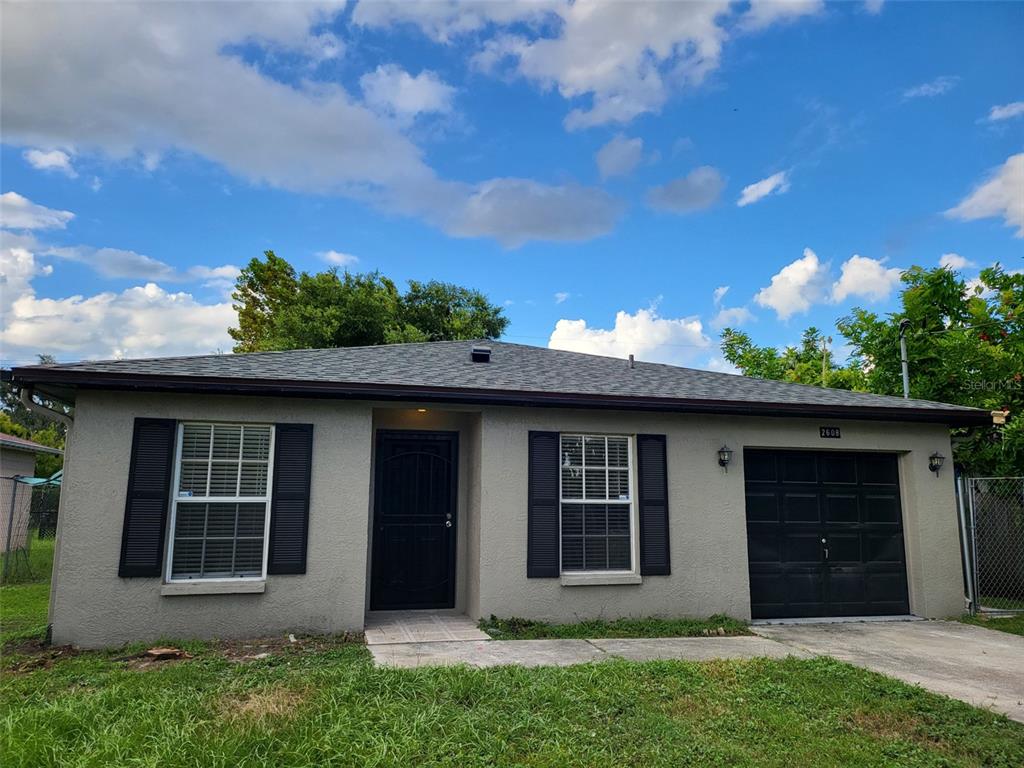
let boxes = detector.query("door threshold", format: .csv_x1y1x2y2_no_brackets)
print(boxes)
752,614,922,626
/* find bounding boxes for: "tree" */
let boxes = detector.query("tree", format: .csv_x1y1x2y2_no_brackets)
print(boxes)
720,265,1023,475
400,280,509,342
721,327,864,390
838,265,1022,474
229,251,298,352
229,252,509,351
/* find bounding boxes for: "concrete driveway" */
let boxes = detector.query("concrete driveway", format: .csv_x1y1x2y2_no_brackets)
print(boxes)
753,620,1024,723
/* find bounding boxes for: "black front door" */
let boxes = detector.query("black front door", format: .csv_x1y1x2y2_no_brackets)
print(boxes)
371,430,458,610
745,449,910,619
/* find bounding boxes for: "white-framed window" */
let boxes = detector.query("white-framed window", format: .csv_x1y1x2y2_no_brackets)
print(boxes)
559,434,636,573
165,423,275,582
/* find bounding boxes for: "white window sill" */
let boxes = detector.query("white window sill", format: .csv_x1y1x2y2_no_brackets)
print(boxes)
560,572,642,587
161,580,266,596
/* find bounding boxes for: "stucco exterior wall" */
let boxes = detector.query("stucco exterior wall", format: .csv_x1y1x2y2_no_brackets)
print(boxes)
51,391,375,648
476,407,962,622
51,391,964,648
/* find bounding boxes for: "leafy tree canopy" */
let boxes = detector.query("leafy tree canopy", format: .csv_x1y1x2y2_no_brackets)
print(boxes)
0,354,67,476
229,252,509,352
721,265,1023,475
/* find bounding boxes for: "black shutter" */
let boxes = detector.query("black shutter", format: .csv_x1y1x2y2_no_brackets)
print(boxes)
527,430,560,577
637,434,671,576
267,423,313,575
118,418,176,577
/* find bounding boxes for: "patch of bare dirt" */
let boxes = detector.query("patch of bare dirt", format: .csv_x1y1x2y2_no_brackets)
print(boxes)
214,632,363,663
217,684,309,724
845,709,948,749
2,641,79,673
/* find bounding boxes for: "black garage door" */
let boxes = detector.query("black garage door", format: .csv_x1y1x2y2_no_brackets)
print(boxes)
745,449,910,619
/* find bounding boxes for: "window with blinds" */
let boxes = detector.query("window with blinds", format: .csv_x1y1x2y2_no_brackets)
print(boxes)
167,423,274,581
559,434,634,572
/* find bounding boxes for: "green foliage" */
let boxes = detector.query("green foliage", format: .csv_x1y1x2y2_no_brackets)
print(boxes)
229,252,508,352
721,265,1023,475
479,614,750,640
0,402,65,477
838,265,1023,475
721,327,864,390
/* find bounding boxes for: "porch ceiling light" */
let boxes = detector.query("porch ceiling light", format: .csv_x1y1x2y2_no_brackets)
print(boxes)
928,452,945,476
717,445,733,472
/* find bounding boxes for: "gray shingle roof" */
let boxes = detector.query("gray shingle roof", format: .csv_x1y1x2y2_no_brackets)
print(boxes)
10,340,987,423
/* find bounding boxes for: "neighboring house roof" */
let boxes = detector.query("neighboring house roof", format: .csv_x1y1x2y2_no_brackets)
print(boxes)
0,432,63,456
6,340,989,425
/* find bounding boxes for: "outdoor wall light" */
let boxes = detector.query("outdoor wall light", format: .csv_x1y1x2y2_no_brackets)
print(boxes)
928,452,945,476
718,445,734,472
416,408,428,413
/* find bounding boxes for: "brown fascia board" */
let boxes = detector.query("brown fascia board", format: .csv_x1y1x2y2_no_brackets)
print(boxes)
8,367,992,427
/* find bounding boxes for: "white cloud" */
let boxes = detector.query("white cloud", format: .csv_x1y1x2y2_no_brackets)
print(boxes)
710,284,753,328
863,0,885,14
445,178,622,247
0,192,74,230
548,305,711,366
945,153,1024,237
705,356,740,375
831,255,902,303
360,64,456,119
1,234,235,362
902,75,959,100
23,148,77,177
647,166,725,213
1,2,616,247
320,250,359,267
939,252,975,270
554,291,570,304
362,1,736,129
712,306,755,329
737,169,791,207
754,247,830,320
42,244,238,286
740,0,824,32
595,135,644,179
985,101,1024,122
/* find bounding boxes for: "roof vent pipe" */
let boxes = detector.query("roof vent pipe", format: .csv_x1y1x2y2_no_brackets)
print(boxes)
628,354,635,369
471,345,492,363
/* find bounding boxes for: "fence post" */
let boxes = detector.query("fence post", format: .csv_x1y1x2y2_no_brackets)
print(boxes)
3,478,19,582
956,474,976,615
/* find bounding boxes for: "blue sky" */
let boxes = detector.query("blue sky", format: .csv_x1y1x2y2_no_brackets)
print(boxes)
1,1,1021,368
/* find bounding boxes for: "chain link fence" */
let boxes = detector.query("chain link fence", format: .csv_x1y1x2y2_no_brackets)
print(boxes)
965,477,1024,614
1,476,61,583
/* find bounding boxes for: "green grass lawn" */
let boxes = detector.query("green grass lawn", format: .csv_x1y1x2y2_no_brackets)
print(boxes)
480,614,750,639
3,547,1022,767
1,535,53,645
960,613,1024,637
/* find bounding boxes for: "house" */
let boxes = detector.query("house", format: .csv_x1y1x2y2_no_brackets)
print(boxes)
6,340,989,648
1,432,63,555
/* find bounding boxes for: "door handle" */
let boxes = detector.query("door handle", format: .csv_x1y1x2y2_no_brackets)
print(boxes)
821,537,829,561
445,520,452,528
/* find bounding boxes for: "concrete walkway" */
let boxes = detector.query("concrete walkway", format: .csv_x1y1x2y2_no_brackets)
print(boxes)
753,620,1024,723
368,635,805,668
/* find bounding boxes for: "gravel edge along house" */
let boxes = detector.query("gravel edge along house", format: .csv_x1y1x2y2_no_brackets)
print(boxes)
6,340,990,648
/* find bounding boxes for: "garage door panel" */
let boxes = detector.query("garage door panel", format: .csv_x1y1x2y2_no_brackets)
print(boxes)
746,492,778,522
821,454,858,484
864,494,900,523
745,451,777,482
745,449,909,619
783,493,820,522
781,453,817,483
824,493,859,523
828,533,862,563
867,533,906,564
861,454,899,485
746,534,780,564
